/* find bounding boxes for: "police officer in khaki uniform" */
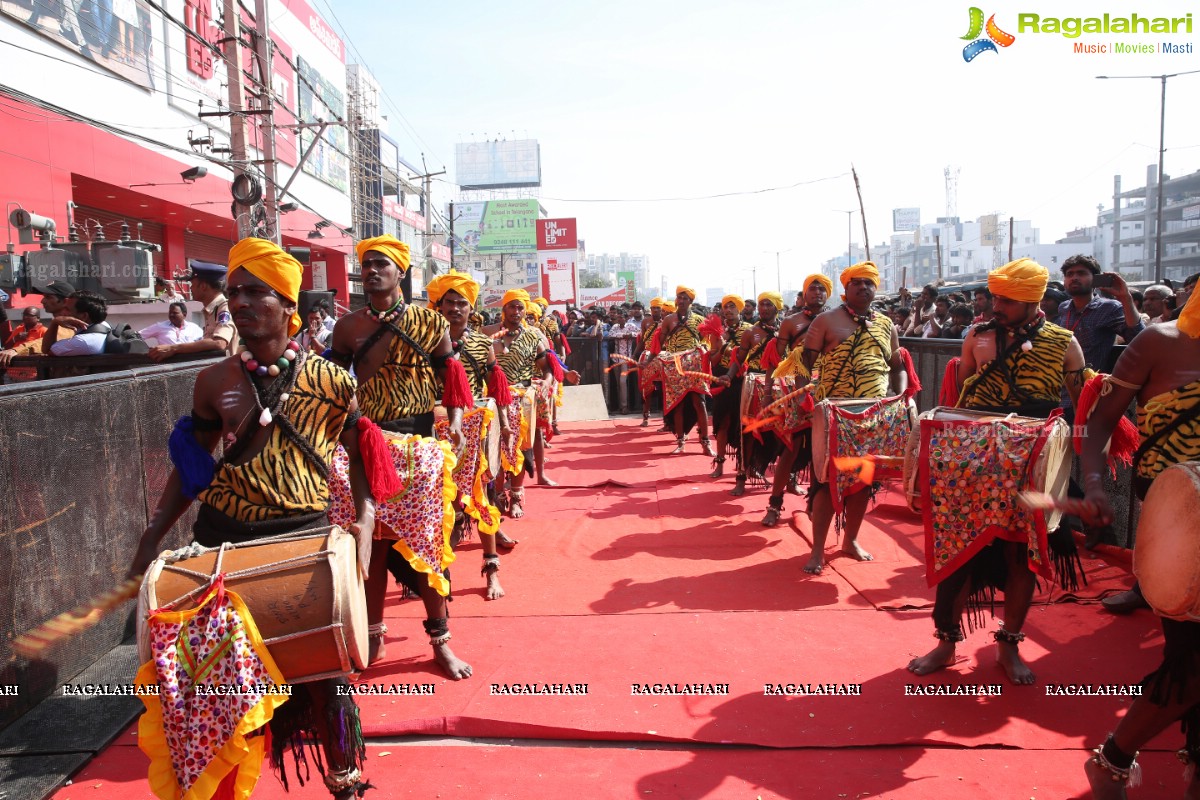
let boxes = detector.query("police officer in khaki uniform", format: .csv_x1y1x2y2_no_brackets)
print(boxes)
147,262,237,361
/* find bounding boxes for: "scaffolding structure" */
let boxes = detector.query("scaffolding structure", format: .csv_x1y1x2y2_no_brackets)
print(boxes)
346,64,384,296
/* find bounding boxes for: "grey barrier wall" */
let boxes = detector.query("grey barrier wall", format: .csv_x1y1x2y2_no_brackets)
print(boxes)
0,357,219,731
564,336,603,386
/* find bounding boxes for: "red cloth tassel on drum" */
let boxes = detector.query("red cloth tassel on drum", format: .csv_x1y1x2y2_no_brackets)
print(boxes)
487,362,513,406
939,358,962,407
898,347,921,399
357,417,403,500
442,357,474,409
649,327,663,356
1073,373,1140,472
759,341,782,373
698,314,724,340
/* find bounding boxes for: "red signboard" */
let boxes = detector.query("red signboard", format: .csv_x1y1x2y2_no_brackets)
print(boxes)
536,218,577,251
278,0,345,62
184,0,219,79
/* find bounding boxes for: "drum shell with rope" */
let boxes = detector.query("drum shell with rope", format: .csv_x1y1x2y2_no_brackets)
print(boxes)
435,398,500,479
1134,461,1200,621
811,395,917,483
137,528,367,684
739,373,812,436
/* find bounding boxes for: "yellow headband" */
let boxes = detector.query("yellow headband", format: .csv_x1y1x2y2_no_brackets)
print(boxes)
988,257,1048,303
720,294,742,310
758,291,784,311
501,289,530,309
840,261,880,290
227,237,303,336
803,274,833,296
675,285,696,301
426,270,479,309
1178,282,1200,338
356,235,411,271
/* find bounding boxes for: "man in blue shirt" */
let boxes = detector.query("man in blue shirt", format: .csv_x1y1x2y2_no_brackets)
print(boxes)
49,291,111,356
1058,255,1143,379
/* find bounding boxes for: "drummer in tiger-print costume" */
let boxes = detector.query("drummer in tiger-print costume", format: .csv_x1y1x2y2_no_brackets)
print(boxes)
484,288,556,518
427,270,518,600
759,273,830,526
637,297,667,428
907,258,1087,686
795,262,908,574
1077,280,1200,797
706,294,752,479
130,239,377,799
532,296,567,435
659,286,716,456
328,234,475,680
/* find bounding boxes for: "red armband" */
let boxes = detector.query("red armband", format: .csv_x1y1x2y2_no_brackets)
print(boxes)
759,341,782,373
547,350,565,382
898,347,921,399
487,362,513,406
441,356,474,409
939,358,961,407
1073,373,1139,473
357,417,403,501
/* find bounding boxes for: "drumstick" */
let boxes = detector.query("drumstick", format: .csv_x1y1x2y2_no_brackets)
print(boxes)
1017,491,1086,514
11,577,142,659
757,383,813,417
740,384,814,433
834,456,876,484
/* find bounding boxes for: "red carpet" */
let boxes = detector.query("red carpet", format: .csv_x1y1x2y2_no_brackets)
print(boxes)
42,418,1179,799
49,741,1191,800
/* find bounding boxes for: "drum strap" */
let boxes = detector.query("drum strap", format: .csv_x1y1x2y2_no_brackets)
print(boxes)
961,324,1045,408
353,318,433,370
455,340,487,389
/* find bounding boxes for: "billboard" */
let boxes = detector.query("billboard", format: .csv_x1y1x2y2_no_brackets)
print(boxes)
455,140,541,189
892,208,921,232
2,0,164,90
297,55,349,192
454,199,539,253
537,218,578,305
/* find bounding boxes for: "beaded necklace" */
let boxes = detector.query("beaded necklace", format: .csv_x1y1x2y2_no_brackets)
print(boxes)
842,304,875,326
366,297,404,325
240,345,306,426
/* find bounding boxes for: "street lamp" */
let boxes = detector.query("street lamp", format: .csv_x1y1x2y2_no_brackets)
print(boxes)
1096,69,1200,282
834,210,857,269
764,249,793,294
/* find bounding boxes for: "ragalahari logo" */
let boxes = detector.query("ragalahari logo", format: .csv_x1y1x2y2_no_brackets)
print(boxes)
961,7,1016,61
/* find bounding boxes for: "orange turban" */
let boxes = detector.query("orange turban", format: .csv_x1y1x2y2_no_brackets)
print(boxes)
1177,282,1200,338
356,235,411,271
533,296,549,308
676,285,696,300
803,274,833,296
720,294,742,310
227,237,303,336
988,258,1048,303
526,302,543,320
661,300,677,313
426,270,479,308
840,261,880,290
501,289,530,309
758,291,784,311
649,297,664,309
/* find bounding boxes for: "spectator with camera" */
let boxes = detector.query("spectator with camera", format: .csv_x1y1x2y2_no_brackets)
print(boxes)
1058,255,1143,375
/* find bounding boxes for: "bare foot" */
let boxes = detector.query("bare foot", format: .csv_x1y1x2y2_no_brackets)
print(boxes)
787,475,803,496
368,634,386,665
802,553,824,574
907,641,957,675
841,540,873,562
670,439,686,455
536,475,558,486
434,643,472,680
700,438,716,457
496,530,519,548
510,496,525,519
1084,753,1129,800
729,477,746,497
996,641,1035,684
709,459,725,479
486,572,506,600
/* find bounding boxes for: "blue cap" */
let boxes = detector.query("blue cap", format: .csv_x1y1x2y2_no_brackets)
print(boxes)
188,260,227,279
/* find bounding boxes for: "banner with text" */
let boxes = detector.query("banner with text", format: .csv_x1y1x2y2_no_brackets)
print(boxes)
537,219,578,305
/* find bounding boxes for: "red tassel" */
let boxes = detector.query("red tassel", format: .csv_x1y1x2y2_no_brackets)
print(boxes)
559,327,572,356
358,417,403,501
487,363,513,406
698,313,724,339
442,357,474,409
939,357,961,407
1074,373,1141,472
649,327,663,356
898,347,921,398
548,350,565,383
759,340,782,373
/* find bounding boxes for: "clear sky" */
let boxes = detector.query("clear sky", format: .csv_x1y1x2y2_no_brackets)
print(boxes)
328,0,1200,295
